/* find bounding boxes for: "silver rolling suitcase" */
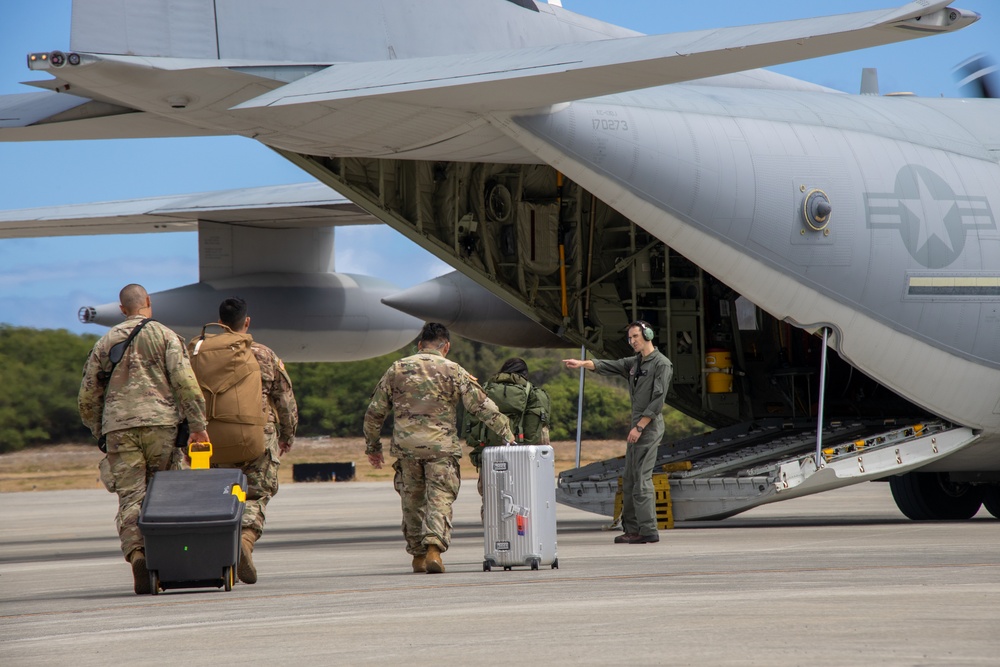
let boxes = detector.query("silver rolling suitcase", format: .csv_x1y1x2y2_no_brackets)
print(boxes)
482,444,558,571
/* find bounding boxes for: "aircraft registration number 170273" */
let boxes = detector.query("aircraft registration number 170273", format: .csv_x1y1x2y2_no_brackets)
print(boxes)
593,119,629,131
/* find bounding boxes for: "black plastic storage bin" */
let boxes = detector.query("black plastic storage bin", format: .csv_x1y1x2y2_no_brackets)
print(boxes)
138,468,247,594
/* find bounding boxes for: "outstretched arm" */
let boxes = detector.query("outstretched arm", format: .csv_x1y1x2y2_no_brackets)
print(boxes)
562,358,595,371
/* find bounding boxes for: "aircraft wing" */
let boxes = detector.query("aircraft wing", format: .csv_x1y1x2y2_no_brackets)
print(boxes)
0,182,374,239
236,1,977,112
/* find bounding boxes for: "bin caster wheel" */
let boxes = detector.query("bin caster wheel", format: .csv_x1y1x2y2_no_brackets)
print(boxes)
483,561,492,572
149,571,160,596
503,566,512,571
552,558,559,570
224,565,234,592
530,559,539,571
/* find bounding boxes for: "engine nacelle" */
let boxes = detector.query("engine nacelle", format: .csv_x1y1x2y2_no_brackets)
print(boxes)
80,272,422,362
381,271,567,348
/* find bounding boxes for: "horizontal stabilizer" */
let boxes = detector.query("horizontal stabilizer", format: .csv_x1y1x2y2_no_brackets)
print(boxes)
0,182,374,239
235,1,978,112
2,59,329,142
0,91,91,128
0,90,221,142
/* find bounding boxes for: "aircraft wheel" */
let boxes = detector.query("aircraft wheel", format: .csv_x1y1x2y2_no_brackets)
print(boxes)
483,560,492,572
978,485,1000,519
889,472,982,520
503,566,512,571
149,571,160,596
530,559,539,571
551,559,559,570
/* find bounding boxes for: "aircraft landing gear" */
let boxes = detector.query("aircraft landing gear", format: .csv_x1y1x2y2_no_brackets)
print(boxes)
889,472,982,520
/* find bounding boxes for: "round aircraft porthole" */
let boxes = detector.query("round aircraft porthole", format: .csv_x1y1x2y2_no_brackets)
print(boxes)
485,182,513,223
802,188,832,232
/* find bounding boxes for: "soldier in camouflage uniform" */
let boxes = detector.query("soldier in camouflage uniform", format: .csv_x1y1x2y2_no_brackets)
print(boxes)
364,322,514,574
78,284,209,595
213,297,298,585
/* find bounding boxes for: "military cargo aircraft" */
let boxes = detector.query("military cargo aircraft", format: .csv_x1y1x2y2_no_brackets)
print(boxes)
2,0,999,522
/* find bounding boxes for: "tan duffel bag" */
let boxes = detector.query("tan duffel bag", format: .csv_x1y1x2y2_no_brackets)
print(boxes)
188,323,266,465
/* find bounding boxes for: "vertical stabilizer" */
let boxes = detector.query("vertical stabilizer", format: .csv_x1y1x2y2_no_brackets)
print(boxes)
70,0,219,59
860,67,880,95
68,0,635,65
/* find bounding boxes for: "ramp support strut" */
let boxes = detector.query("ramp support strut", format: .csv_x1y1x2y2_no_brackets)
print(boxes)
814,327,829,468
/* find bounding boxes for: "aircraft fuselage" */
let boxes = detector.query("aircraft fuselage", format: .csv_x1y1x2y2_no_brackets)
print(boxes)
505,88,1000,433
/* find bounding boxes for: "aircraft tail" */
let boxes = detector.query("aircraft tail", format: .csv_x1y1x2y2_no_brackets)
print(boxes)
70,0,220,59
69,0,631,63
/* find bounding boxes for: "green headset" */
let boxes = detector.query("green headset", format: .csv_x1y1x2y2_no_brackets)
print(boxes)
634,321,654,341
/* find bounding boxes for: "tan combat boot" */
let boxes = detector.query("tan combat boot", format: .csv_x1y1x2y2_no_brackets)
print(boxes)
425,545,445,574
238,529,258,584
129,549,151,595
411,554,427,573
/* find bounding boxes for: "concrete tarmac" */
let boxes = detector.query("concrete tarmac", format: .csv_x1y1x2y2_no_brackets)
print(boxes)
1,480,998,666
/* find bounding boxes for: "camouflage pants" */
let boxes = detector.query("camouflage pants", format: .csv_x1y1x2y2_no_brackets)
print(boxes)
392,456,461,555
216,430,280,539
105,425,184,562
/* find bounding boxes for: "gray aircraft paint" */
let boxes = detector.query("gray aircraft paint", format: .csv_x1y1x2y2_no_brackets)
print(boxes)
497,92,1000,432
510,91,1000,371
84,272,420,362
69,0,639,63
381,271,566,347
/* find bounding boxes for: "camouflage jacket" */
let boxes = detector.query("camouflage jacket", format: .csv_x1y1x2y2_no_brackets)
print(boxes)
363,349,514,460
252,341,298,445
78,316,208,437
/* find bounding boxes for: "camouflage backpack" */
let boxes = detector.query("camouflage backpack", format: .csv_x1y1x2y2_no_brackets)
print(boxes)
187,323,267,465
464,372,550,467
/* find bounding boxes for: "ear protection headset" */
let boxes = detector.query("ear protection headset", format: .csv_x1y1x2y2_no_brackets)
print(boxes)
635,321,654,341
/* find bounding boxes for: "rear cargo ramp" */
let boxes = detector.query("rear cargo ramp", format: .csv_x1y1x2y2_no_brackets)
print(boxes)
557,419,978,521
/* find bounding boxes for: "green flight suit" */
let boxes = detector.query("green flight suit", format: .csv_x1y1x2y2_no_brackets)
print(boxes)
593,349,672,538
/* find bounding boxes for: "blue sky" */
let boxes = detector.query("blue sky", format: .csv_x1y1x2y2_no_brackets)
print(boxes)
0,0,995,333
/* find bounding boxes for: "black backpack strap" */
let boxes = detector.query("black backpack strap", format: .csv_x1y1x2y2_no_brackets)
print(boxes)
97,318,153,383
94,318,152,452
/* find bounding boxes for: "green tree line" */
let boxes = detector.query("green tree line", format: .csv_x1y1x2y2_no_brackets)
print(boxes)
0,326,706,453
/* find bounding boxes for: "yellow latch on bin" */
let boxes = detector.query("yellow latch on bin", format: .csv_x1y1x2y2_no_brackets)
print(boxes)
188,441,213,470
231,484,246,503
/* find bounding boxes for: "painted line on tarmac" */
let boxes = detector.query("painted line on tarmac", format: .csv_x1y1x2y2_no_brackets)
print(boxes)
2,560,998,622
